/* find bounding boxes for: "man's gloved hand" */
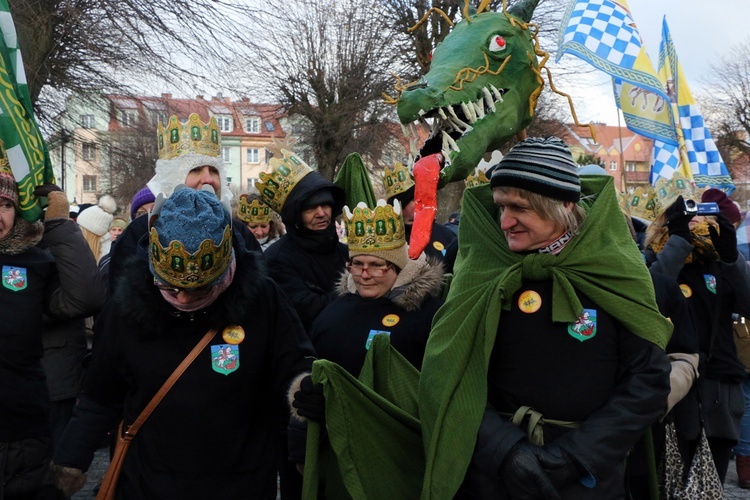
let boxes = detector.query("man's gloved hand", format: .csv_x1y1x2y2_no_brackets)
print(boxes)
708,213,739,262
539,443,583,488
51,463,87,497
292,375,325,422
34,184,69,220
664,195,693,242
499,440,561,500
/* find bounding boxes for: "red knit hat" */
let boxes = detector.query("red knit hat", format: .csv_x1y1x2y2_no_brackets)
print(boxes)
701,188,741,224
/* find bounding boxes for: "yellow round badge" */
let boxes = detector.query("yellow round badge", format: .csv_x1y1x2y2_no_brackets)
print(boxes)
382,314,400,327
679,284,692,298
518,290,542,314
432,241,445,252
222,325,246,345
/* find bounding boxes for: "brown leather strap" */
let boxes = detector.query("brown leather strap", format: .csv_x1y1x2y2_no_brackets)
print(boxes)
124,328,218,437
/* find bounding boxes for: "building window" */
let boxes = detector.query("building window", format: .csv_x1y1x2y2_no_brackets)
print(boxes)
265,122,275,132
626,162,637,172
610,161,617,171
82,143,97,161
216,115,233,132
247,148,260,163
222,147,231,163
245,117,260,133
119,109,138,128
80,114,95,128
153,111,168,126
247,177,258,189
82,175,97,192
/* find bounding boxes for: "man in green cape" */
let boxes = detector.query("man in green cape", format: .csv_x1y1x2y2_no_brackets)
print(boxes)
418,137,672,499
298,137,672,500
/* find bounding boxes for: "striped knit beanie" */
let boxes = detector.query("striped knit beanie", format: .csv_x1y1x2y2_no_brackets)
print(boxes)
490,137,580,202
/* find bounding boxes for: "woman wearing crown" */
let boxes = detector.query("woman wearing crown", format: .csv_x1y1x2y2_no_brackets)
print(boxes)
237,192,285,251
288,199,445,489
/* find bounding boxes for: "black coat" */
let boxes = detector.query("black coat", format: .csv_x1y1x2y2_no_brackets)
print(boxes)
54,237,314,499
264,172,348,332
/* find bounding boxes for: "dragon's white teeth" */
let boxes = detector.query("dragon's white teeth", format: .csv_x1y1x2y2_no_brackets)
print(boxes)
490,84,504,103
418,108,426,116
408,154,415,169
460,102,476,123
442,147,451,162
447,105,470,130
410,136,419,159
401,123,410,138
482,87,496,112
438,108,448,120
443,132,460,152
473,100,485,119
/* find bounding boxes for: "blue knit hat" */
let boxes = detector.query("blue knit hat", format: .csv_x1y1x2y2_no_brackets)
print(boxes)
490,137,580,202
149,187,233,288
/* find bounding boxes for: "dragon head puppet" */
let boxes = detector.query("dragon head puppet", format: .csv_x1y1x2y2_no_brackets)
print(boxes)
394,0,542,188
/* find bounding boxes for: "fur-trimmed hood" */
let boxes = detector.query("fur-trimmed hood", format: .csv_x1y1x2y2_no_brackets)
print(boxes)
0,216,44,255
336,254,444,311
112,242,269,336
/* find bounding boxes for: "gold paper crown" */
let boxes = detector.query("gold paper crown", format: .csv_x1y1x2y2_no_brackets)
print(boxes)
383,162,414,200
465,168,490,188
257,149,313,213
0,139,10,175
157,113,221,161
238,194,273,224
653,172,706,209
149,225,233,288
343,200,405,253
623,185,661,221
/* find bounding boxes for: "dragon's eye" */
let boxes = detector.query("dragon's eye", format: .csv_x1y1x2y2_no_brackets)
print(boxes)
489,35,507,52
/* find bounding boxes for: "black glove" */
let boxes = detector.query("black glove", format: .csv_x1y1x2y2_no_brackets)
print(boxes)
32,183,64,198
664,196,693,242
539,443,583,488
292,375,325,422
708,213,738,262
499,441,562,500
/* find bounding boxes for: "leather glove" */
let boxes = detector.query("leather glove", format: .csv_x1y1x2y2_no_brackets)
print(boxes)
292,375,325,422
539,443,583,488
708,213,738,262
33,183,64,198
664,196,693,242
51,463,87,497
499,440,561,500
34,184,69,220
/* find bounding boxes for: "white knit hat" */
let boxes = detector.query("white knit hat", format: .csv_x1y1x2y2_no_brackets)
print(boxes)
77,195,116,236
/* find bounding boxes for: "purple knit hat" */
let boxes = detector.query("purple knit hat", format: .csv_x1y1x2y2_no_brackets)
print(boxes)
130,187,156,220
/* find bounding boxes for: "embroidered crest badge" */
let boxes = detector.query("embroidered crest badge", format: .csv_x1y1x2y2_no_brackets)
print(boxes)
568,309,597,342
2,265,27,291
211,344,239,375
366,330,391,350
703,274,717,294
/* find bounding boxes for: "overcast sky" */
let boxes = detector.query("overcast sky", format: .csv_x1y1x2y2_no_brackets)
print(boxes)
555,0,748,125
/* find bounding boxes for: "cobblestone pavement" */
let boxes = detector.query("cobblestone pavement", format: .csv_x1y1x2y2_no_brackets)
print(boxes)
73,447,749,499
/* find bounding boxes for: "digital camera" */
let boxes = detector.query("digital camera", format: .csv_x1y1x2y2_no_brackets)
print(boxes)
684,199,720,216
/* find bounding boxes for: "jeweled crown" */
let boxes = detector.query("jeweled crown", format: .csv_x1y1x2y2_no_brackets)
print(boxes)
149,225,233,288
343,199,405,252
623,185,661,221
257,149,313,213
383,162,414,200
238,194,273,224
157,113,222,161
653,172,705,209
465,168,490,188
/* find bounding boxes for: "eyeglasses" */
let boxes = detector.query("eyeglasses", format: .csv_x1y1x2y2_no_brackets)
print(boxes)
153,278,214,297
346,263,393,277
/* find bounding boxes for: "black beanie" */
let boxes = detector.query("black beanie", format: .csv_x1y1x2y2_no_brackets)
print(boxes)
490,137,580,202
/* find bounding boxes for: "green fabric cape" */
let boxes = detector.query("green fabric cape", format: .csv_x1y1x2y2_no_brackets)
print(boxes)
418,175,672,498
333,152,376,210
301,175,671,499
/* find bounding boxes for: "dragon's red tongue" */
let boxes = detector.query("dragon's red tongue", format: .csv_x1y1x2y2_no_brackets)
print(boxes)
408,153,443,259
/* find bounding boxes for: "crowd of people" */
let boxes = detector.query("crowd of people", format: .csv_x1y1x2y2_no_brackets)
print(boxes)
2,112,750,500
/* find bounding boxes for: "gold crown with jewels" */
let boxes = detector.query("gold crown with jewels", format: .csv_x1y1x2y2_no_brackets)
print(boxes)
157,113,222,161
238,194,273,224
383,162,414,200
343,199,405,252
149,225,233,288
465,168,490,188
257,149,313,213
653,172,706,209
622,185,661,221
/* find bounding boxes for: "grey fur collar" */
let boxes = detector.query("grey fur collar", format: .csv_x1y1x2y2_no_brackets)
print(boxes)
336,254,444,311
0,217,44,255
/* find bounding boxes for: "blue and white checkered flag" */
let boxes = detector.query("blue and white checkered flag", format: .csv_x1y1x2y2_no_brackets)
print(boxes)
649,140,681,186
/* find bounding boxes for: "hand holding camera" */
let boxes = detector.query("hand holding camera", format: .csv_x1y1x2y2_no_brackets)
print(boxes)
708,214,738,263
664,196,694,242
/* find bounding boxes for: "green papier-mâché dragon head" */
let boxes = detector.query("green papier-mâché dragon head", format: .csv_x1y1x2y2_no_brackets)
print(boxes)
393,0,542,188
